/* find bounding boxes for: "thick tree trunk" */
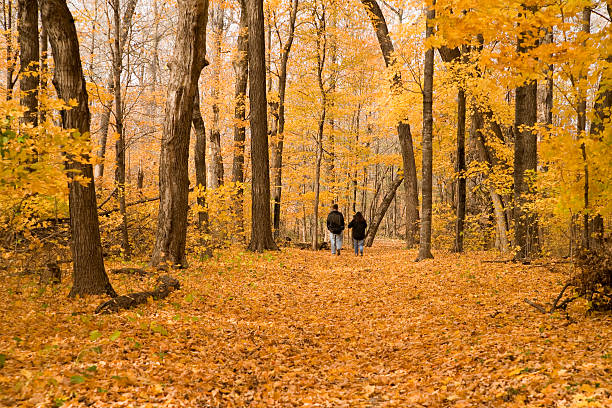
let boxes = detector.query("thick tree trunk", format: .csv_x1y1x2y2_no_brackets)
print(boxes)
208,5,224,188
112,0,130,258
246,0,277,251
365,176,403,247
232,0,248,238
271,0,298,237
41,0,116,297
93,0,137,179
513,6,539,259
17,0,39,125
360,0,419,248
416,3,435,261
150,0,209,267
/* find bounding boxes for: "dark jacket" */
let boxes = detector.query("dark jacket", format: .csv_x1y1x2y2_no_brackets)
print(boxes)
326,210,345,234
348,219,367,241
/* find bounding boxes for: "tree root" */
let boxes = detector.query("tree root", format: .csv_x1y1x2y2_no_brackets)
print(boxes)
94,275,180,314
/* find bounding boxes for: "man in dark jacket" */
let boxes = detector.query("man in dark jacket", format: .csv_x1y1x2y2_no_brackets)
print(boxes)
326,203,344,255
348,212,367,256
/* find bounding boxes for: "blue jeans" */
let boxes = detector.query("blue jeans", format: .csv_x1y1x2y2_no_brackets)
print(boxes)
353,239,364,255
329,232,343,254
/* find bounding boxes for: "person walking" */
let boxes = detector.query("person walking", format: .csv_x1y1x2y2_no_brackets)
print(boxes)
348,212,367,256
326,203,345,255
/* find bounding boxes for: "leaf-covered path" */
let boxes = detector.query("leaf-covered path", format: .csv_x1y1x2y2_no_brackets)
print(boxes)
2,241,611,406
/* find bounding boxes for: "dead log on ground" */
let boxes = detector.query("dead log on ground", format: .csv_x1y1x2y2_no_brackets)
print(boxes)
94,275,180,314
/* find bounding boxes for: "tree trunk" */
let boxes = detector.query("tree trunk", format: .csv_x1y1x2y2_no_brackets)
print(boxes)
232,0,248,238
150,0,209,267
17,0,39,125
416,2,435,261
39,6,47,124
271,0,298,237
577,7,591,249
472,110,509,252
112,0,130,258
312,112,324,250
246,0,277,251
208,5,224,188
192,87,212,256
365,176,403,247
453,87,466,252
311,4,326,251
360,0,419,248
513,5,539,260
41,0,116,297
4,0,16,100
93,0,138,179
590,6,612,250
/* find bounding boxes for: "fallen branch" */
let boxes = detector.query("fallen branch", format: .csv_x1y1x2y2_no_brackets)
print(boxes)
523,298,548,314
110,267,150,276
94,275,180,314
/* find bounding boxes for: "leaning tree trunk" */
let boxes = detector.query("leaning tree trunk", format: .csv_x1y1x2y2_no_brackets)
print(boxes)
246,0,277,251
513,5,539,260
365,176,403,247
231,0,248,238
17,0,39,126
150,0,209,267
41,0,116,297
472,109,509,252
271,0,298,237
416,2,435,261
360,0,419,248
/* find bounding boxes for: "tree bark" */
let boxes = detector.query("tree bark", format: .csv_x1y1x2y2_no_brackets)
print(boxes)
416,2,435,261
232,0,248,238
41,0,116,297
360,0,419,247
17,0,39,125
271,0,298,237
246,0,277,251
365,176,403,247
111,0,130,258
150,0,209,267
513,5,539,260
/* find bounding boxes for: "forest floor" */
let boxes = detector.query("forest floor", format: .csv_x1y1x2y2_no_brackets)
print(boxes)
1,240,611,407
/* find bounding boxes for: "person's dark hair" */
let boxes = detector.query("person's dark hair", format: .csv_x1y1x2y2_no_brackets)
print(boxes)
332,203,339,210
353,211,365,222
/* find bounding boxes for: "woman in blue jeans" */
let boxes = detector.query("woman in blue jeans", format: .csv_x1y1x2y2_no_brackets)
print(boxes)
348,212,367,256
